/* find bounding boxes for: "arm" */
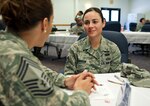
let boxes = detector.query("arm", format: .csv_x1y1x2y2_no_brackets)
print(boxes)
110,44,122,72
1,53,91,106
64,44,78,75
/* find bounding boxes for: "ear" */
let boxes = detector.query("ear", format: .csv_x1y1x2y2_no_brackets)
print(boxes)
41,18,49,33
102,20,106,28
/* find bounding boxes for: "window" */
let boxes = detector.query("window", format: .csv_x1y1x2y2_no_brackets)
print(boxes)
101,7,121,22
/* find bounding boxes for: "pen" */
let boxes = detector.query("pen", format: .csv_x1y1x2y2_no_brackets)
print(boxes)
107,79,123,85
114,75,125,83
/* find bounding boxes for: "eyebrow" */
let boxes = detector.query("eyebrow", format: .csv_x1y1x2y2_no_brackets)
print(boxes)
84,19,100,21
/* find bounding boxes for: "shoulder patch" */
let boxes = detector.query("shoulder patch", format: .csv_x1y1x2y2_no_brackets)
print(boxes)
16,56,53,97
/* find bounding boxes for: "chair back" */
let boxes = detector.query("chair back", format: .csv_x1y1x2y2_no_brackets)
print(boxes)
141,24,150,32
77,31,87,40
102,31,128,63
129,22,137,31
103,21,121,32
70,22,76,28
0,20,6,30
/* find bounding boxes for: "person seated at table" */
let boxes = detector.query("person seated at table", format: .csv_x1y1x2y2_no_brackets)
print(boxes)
64,7,121,75
0,0,98,105
69,16,85,35
75,10,83,21
136,18,146,31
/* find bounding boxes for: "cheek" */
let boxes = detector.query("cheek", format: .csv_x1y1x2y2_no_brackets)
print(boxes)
83,25,88,31
49,24,53,33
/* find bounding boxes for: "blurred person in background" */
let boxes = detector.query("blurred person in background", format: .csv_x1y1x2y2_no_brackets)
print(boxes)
136,18,146,31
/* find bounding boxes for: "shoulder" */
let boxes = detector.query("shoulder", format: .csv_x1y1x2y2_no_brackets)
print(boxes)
102,37,118,47
101,37,120,52
69,37,87,51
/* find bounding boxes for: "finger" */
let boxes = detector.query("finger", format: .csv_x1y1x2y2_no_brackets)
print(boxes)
79,71,91,80
82,70,95,78
87,72,95,78
80,71,95,80
71,74,80,80
85,77,92,82
89,82,94,89
92,79,100,86
92,85,96,91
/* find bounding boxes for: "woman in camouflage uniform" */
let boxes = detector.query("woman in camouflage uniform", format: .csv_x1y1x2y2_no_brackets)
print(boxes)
0,0,98,105
65,7,121,75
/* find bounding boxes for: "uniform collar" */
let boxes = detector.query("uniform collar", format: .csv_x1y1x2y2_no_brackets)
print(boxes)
1,30,29,50
82,35,108,52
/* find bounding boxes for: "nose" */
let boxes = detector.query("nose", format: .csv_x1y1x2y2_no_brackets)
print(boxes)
89,22,94,27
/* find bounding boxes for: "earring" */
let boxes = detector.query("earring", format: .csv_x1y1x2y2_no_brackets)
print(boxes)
44,30,47,33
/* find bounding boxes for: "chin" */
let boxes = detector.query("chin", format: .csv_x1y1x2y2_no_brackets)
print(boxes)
36,43,44,47
88,33,96,37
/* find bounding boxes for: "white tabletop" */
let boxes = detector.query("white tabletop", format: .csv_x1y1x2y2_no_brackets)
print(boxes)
47,32,79,50
122,31,150,44
64,73,150,106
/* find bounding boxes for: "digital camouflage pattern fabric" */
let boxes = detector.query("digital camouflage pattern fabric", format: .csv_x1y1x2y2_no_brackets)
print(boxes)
64,36,121,75
0,31,90,106
120,63,150,88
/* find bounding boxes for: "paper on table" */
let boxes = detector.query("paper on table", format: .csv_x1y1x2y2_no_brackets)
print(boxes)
63,84,114,100
89,84,114,100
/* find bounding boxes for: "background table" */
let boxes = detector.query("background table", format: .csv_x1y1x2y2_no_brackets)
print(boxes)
46,32,79,59
122,31,150,44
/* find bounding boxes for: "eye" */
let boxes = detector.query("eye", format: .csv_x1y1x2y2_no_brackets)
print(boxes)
92,20,99,24
84,20,90,25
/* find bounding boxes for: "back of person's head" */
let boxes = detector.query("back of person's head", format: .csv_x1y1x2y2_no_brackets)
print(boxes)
82,7,104,23
78,11,83,15
0,0,53,32
140,18,145,23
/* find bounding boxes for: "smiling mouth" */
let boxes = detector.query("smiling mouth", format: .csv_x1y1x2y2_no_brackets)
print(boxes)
88,30,95,34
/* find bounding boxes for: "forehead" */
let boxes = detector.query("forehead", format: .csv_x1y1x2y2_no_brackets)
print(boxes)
84,11,100,20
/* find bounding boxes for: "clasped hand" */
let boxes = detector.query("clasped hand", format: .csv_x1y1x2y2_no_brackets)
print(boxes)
64,70,99,94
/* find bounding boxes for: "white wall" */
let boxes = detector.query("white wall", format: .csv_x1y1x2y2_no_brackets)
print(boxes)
51,0,150,28
76,0,130,26
130,0,150,20
51,0,75,24
52,0,130,27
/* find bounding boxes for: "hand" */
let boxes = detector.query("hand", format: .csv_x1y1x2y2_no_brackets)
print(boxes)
64,74,79,90
73,71,97,94
80,70,100,90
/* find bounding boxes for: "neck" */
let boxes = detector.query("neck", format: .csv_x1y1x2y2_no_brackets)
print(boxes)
89,35,101,49
19,31,35,49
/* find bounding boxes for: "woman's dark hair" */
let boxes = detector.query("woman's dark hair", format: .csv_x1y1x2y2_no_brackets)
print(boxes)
0,0,53,32
82,7,104,22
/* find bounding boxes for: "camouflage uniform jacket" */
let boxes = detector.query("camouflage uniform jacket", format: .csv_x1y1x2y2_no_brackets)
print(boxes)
0,31,90,106
64,36,121,75
69,25,84,35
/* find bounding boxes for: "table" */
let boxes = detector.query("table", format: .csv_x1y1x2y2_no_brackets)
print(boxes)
63,73,150,106
46,32,79,59
122,31,150,44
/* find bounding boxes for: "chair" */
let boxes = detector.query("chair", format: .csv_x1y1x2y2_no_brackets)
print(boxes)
129,22,137,31
133,24,150,55
77,31,87,40
0,20,6,30
145,22,150,25
102,31,129,63
103,21,121,32
141,24,150,32
0,100,4,106
70,22,76,28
